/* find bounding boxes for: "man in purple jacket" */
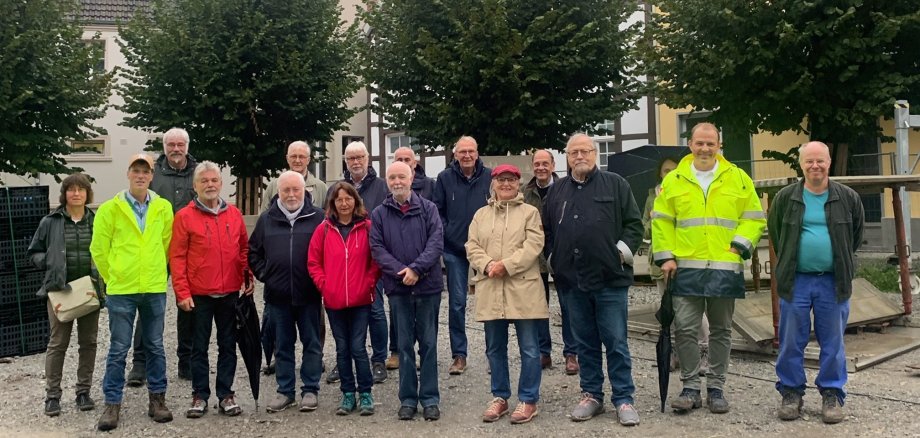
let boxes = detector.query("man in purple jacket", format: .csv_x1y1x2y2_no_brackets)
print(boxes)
370,161,444,422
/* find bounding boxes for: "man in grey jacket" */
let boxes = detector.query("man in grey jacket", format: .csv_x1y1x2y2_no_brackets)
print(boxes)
768,141,864,424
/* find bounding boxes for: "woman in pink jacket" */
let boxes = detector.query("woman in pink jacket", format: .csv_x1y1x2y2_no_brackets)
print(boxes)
308,182,380,416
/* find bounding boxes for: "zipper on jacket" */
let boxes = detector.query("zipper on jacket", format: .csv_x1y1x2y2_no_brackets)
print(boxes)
332,222,351,307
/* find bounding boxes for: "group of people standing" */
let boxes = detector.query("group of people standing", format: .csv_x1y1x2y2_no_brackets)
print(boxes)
27,123,864,431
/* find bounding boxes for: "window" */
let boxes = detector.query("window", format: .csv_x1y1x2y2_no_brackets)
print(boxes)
593,120,616,137
70,139,105,155
596,140,616,168
388,134,421,154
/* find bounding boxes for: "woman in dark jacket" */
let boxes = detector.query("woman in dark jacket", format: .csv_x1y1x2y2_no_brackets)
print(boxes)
27,174,101,417
308,182,380,416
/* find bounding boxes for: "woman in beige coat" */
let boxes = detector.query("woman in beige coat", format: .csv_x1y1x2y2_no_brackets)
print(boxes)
465,164,546,424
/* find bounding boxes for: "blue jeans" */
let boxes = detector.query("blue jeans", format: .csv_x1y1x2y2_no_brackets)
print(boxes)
390,293,441,408
326,305,373,393
776,273,850,402
536,273,576,357
102,293,167,404
443,252,468,358
267,302,323,398
485,319,542,403
559,286,635,407
191,294,238,401
369,282,388,363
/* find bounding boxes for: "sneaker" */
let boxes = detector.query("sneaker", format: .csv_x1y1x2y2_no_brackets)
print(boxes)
820,390,844,424
671,388,702,411
358,392,375,416
699,345,710,376
482,397,509,422
777,390,803,421
616,403,640,426
397,405,417,420
571,393,604,421
372,362,388,384
300,392,318,412
385,353,399,370
96,403,120,431
422,404,440,421
126,365,146,387
219,395,242,416
266,394,296,413
336,392,356,416
448,356,467,375
44,398,61,417
540,355,552,370
75,392,95,411
147,392,173,423
564,354,579,375
326,365,340,383
706,388,730,414
510,402,538,424
186,395,208,419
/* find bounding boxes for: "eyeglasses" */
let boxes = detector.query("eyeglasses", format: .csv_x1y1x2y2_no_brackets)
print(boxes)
287,154,309,160
345,155,367,162
455,150,477,156
566,149,595,157
495,177,518,183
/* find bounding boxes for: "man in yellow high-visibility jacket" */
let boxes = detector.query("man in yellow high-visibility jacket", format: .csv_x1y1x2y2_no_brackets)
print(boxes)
652,123,765,415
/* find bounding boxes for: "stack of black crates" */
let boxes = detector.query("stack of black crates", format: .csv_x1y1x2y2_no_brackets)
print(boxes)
1,186,50,358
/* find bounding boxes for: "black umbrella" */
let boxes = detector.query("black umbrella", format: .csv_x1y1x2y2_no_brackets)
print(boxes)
606,145,690,213
655,277,676,412
235,291,262,406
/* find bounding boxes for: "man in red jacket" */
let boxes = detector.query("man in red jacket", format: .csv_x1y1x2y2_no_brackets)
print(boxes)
169,161,253,419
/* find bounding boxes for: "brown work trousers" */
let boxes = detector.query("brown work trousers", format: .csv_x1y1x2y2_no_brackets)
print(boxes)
44,299,100,399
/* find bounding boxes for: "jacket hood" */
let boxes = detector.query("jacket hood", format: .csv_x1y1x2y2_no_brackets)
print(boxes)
673,153,735,181
449,157,486,179
154,152,198,176
487,192,525,208
524,173,559,190
191,197,229,215
266,197,318,221
343,165,379,184
413,164,428,178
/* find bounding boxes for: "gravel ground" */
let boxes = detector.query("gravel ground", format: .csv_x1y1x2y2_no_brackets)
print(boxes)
1,282,919,437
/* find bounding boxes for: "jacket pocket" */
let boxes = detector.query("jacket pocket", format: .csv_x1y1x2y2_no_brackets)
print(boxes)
593,196,618,223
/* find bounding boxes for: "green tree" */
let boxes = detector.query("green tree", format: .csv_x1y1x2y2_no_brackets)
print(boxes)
118,0,361,210
640,0,920,169
0,0,112,183
359,0,641,154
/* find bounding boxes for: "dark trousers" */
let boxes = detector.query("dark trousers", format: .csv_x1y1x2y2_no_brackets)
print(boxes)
368,282,388,363
131,306,194,374
326,305,373,394
390,293,441,408
191,293,238,401
268,302,323,398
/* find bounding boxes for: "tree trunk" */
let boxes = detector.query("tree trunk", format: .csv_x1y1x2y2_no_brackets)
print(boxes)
234,175,262,215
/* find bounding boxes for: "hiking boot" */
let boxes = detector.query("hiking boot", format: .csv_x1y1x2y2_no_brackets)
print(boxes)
448,356,467,375
777,390,803,421
397,405,417,420
300,392,318,412
821,390,844,424
326,365,340,383
571,393,604,421
699,345,710,376
336,392,356,416
540,354,552,370
706,388,730,414
148,391,173,423
616,403,640,426
564,354,579,375
44,398,61,417
385,353,399,370
372,362,388,384
76,392,95,411
422,404,440,421
510,402,538,424
186,395,208,419
671,388,702,411
219,395,241,416
97,404,120,431
482,397,509,422
126,365,145,387
358,392,375,416
266,393,295,413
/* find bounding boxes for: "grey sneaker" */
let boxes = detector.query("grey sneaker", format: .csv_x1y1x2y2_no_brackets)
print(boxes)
571,393,604,421
777,390,803,421
326,365,340,383
300,392,318,412
265,394,296,413
706,388,730,414
820,390,844,424
616,403,640,426
186,396,207,419
372,362,388,384
671,388,702,411
44,398,61,417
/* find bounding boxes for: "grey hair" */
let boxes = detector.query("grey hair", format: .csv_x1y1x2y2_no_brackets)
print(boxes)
163,127,190,151
344,141,369,155
452,135,478,153
278,170,306,187
193,161,221,181
287,140,311,155
565,132,594,150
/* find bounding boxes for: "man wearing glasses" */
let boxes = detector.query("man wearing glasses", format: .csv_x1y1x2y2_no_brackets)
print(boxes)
261,141,328,212
541,133,643,427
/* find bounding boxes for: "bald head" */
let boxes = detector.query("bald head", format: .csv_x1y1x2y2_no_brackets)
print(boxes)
799,141,832,191
394,147,418,169
386,161,413,203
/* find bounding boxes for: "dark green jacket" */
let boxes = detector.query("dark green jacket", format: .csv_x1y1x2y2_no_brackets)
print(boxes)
767,180,864,302
151,153,198,212
522,174,558,274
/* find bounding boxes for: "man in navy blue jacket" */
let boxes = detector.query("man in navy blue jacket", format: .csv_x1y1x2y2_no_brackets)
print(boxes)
370,161,444,421
249,171,325,414
432,136,492,375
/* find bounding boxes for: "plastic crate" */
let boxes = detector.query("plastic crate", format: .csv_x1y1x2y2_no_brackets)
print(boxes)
0,320,49,358
0,237,33,272
0,186,49,220
0,269,45,307
0,215,42,241
0,299,46,326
